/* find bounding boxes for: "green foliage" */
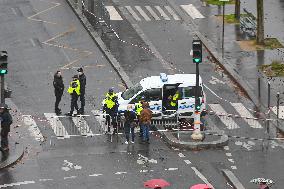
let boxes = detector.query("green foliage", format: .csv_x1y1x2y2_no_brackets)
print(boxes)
264,38,284,49
206,0,235,6
259,60,284,77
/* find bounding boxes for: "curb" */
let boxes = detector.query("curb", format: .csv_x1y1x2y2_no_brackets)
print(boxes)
65,0,133,88
0,143,24,170
221,169,246,189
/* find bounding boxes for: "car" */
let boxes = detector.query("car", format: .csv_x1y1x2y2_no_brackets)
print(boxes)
116,73,207,119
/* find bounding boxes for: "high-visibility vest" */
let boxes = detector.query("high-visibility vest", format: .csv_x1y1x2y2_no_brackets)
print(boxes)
135,101,143,116
67,79,80,95
103,93,117,109
170,93,180,107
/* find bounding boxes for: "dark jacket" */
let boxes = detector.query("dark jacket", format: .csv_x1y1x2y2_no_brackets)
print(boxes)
53,74,64,96
79,74,86,94
0,110,13,132
124,110,136,124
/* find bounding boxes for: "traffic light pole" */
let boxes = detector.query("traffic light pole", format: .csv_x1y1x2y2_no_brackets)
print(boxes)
1,75,4,103
194,62,200,131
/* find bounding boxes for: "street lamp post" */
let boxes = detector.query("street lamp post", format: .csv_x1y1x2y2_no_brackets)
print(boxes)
219,0,229,58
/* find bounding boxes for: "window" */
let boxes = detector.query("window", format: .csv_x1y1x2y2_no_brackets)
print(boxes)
130,88,162,103
183,86,202,98
121,83,143,100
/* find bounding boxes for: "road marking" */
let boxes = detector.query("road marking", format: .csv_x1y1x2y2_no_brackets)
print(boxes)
166,168,178,171
164,6,180,20
0,181,35,188
125,6,141,21
209,76,226,85
208,104,240,129
231,166,237,170
23,115,45,142
272,105,284,119
224,146,230,150
135,6,151,21
155,6,170,20
191,167,214,188
230,103,262,128
145,6,160,20
64,176,77,180
38,179,53,182
180,4,205,19
225,153,232,157
44,113,69,137
228,159,235,163
184,160,192,164
105,6,123,20
89,173,103,177
178,153,185,157
115,172,127,175
72,117,93,136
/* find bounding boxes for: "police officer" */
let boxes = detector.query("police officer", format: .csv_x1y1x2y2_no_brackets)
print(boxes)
53,71,64,115
77,68,86,114
135,97,145,137
66,75,81,116
0,104,12,152
103,88,118,133
168,90,180,110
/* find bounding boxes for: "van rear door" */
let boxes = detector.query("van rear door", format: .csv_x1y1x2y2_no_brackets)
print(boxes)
178,86,202,114
162,84,181,112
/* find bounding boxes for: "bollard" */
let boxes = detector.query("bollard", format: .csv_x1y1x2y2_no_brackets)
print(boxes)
268,82,271,108
277,92,280,119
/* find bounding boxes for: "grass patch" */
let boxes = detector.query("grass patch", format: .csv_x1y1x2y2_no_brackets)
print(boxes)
206,0,235,6
259,60,284,77
215,14,248,24
263,38,284,49
238,38,283,51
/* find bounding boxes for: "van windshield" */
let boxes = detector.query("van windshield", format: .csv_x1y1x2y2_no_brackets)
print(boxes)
183,86,202,98
121,83,143,100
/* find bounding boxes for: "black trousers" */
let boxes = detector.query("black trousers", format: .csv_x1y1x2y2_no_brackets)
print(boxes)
55,92,63,111
1,129,9,148
70,93,79,113
79,92,85,111
105,109,116,132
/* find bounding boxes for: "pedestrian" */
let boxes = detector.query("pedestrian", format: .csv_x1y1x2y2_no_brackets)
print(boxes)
77,68,86,114
139,102,152,143
0,104,12,152
66,75,81,116
53,70,64,115
134,97,145,137
103,88,118,134
124,105,136,144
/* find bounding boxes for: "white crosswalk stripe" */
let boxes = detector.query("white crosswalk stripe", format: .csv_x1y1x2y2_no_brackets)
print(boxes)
180,4,205,19
164,6,180,20
208,104,240,130
145,6,161,20
125,6,141,21
155,6,171,20
72,117,93,136
272,105,284,119
230,103,263,128
135,6,151,21
23,115,45,142
44,113,69,137
105,6,123,20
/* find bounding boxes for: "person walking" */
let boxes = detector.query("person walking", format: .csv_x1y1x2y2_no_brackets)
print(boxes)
53,71,64,115
66,75,81,116
0,104,13,152
124,105,136,144
139,102,152,143
135,97,145,137
103,88,118,133
77,68,86,114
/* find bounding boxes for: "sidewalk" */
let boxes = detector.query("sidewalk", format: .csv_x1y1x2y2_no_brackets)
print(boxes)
193,0,284,134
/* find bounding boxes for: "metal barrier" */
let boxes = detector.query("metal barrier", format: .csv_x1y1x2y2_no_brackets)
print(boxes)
240,8,256,37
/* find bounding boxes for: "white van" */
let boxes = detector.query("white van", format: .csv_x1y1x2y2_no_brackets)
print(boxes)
116,73,206,118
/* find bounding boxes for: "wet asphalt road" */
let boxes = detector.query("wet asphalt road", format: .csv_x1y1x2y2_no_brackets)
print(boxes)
0,0,284,188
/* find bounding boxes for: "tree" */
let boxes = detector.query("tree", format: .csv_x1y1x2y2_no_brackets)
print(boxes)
256,0,264,45
234,0,241,20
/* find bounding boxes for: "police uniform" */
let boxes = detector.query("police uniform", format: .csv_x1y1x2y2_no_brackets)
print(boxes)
135,100,144,136
103,89,118,133
66,75,81,116
169,91,180,110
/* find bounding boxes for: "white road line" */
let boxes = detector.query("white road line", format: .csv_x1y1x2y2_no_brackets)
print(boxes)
125,6,141,21
64,176,77,180
228,159,235,163
11,7,17,15
145,6,160,20
166,168,178,171
0,181,35,188
89,173,103,177
23,115,44,142
135,6,151,21
115,172,127,175
105,6,123,20
226,153,232,157
44,113,69,137
72,117,93,136
272,105,284,119
231,166,237,170
224,146,230,150
30,38,36,47
230,103,262,128
164,6,180,20
184,160,192,164
178,153,185,157
191,167,214,188
208,104,240,129
180,4,205,19
155,6,170,20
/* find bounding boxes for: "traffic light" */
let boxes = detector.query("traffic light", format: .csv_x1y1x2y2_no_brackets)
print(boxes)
192,40,202,63
0,51,8,75
196,97,201,111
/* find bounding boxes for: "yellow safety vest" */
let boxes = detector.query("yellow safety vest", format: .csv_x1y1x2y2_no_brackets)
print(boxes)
170,93,179,107
67,80,81,95
135,101,143,116
104,93,117,109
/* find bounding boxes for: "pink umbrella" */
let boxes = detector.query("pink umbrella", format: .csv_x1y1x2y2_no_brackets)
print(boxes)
144,179,171,188
190,184,213,189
